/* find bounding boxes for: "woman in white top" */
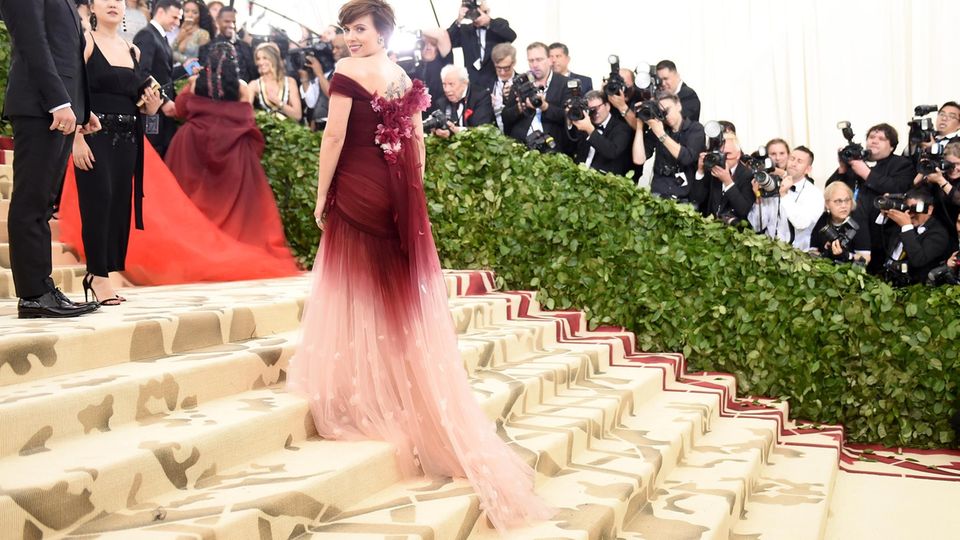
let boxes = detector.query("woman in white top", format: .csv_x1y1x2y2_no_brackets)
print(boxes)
247,42,302,122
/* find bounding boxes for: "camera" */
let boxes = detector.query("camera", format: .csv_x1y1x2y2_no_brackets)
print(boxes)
603,55,626,97
745,147,781,197
837,121,871,163
874,193,929,214
703,151,727,171
633,62,662,101
908,104,939,150
565,79,589,122
525,130,557,152
291,40,336,78
422,110,452,132
819,221,857,252
927,256,960,286
462,0,482,21
917,142,957,176
511,72,542,109
634,99,664,123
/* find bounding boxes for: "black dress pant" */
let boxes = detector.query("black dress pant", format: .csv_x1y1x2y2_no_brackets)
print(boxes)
74,131,136,277
8,117,74,299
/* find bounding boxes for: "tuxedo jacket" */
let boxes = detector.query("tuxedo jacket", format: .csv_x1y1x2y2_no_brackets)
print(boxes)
677,82,701,122
703,164,756,220
0,0,90,121
882,216,951,284
434,83,495,128
568,72,593,93
571,114,633,175
501,73,573,154
199,36,257,83
447,18,516,93
826,154,915,225
133,23,186,99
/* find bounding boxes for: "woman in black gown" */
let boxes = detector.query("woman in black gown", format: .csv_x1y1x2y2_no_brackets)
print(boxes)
72,0,162,304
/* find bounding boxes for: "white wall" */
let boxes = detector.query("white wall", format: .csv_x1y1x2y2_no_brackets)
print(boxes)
245,0,960,181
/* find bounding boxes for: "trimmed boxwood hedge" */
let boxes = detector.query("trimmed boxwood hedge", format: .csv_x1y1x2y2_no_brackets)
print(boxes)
259,116,960,449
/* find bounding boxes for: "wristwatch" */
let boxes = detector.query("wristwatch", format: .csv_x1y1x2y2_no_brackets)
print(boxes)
657,134,667,143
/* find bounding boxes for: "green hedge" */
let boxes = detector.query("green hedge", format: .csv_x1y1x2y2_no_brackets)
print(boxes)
258,121,960,449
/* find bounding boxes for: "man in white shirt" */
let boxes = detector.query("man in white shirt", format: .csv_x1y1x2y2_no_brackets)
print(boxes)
748,146,824,251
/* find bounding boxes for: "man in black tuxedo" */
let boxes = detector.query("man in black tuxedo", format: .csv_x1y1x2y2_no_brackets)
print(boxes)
199,7,257,83
447,1,516,93
698,135,756,223
501,42,572,155
133,0,184,157
549,43,593,93
0,0,100,318
656,60,701,122
879,189,950,286
430,65,495,138
569,91,632,175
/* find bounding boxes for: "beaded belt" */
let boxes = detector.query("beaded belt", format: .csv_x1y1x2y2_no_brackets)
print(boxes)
89,112,145,230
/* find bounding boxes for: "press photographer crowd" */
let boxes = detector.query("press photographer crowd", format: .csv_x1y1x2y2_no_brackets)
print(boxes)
8,0,960,306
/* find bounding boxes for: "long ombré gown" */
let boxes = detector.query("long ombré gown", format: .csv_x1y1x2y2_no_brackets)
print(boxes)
286,73,553,532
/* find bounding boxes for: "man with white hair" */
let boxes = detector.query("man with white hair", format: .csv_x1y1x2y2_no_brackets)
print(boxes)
430,64,495,139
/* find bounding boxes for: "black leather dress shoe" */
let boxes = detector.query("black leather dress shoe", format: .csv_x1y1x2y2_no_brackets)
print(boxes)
18,290,100,319
51,287,98,309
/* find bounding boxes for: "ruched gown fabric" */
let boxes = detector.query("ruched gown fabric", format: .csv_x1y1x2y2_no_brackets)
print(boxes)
286,74,553,532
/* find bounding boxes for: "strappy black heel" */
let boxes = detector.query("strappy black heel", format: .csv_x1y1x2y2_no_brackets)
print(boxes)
83,273,121,306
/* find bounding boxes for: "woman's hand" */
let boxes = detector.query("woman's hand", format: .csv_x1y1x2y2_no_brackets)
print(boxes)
73,137,95,171
140,85,163,115
314,195,326,230
830,239,844,257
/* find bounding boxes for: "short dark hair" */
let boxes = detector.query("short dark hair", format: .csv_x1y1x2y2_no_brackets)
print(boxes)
941,101,960,113
906,188,935,209
655,60,678,72
655,91,679,105
867,123,900,151
584,90,607,104
766,138,790,154
339,0,396,42
217,5,236,18
719,120,737,134
526,41,549,55
153,0,182,16
793,145,815,164
548,42,569,56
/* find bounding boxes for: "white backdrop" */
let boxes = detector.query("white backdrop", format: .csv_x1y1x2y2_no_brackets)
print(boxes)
241,0,960,181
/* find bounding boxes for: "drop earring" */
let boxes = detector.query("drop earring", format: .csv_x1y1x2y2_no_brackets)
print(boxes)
378,35,384,46
90,13,98,31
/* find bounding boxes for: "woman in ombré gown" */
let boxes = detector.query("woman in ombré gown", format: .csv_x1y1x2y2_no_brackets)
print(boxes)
285,0,553,532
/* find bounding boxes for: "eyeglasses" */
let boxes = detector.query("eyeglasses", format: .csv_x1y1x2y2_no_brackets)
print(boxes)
494,64,514,72
830,198,853,205
588,105,605,115
938,111,960,121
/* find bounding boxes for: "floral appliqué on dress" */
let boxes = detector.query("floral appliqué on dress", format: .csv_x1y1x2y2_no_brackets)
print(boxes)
369,79,431,164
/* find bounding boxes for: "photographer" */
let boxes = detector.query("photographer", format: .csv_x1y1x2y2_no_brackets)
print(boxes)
697,134,755,223
656,60,700,122
810,182,871,264
501,42,572,154
748,146,824,251
909,102,960,158
914,141,960,246
827,123,914,272
927,215,960,286
569,90,632,175
489,43,516,131
447,0,516,93
430,64,495,139
299,35,349,130
766,138,790,177
414,28,455,113
549,42,592,92
607,68,641,128
878,189,950,286
632,93,705,202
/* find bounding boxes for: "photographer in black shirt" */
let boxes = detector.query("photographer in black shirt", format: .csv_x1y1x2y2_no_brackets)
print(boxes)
447,0,516,93
656,60,701,122
569,90,632,175
631,93,705,203
809,182,871,265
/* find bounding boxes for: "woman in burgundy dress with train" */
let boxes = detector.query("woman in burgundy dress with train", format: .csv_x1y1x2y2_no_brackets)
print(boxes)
284,0,553,532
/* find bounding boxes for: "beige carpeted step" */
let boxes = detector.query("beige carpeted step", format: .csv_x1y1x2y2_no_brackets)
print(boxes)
0,263,86,298
0,241,78,269
0,218,61,243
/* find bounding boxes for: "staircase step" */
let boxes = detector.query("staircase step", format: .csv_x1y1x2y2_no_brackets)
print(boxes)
0,276,310,387
0,263,86,298
732,444,838,540
0,241,79,269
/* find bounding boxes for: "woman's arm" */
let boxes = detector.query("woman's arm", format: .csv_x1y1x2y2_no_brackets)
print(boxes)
631,121,647,166
315,92,353,221
284,76,303,121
